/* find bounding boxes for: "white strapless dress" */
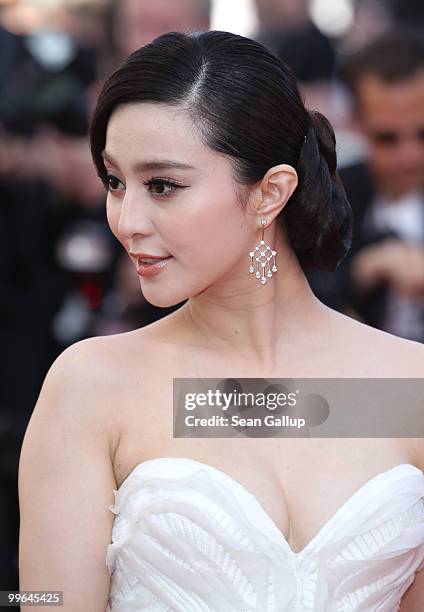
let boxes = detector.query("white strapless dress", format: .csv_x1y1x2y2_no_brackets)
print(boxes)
105,459,424,611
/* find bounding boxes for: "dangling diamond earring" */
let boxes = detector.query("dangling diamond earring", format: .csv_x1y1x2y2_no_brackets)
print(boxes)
249,219,277,285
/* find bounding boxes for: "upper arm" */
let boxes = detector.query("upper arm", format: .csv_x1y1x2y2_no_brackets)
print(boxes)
18,337,119,612
399,567,424,611
398,426,424,610
393,340,424,611
406,339,424,377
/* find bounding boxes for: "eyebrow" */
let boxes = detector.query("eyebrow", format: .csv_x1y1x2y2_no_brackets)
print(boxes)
101,150,196,172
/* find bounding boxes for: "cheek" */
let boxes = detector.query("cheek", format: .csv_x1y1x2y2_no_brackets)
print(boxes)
371,148,398,171
165,193,247,266
106,199,125,245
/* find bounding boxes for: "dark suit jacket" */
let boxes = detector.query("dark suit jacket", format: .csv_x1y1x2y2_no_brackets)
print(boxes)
306,162,424,340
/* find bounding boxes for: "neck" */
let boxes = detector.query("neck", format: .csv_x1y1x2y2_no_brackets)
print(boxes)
178,225,329,368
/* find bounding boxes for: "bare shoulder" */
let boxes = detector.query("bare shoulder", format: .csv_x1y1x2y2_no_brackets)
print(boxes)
323,309,424,470
48,333,130,400
52,328,156,386
19,333,137,610
326,307,424,377
50,323,172,407
38,332,147,452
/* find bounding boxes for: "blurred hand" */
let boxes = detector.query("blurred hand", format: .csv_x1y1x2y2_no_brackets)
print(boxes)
351,239,424,298
33,127,104,206
0,127,37,179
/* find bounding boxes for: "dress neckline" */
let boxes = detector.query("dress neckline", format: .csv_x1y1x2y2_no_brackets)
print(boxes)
114,457,424,560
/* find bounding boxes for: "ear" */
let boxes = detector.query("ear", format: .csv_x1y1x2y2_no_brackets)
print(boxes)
250,164,298,222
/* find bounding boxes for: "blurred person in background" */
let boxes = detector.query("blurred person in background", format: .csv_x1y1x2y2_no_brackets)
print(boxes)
0,6,50,593
388,0,424,30
0,18,28,106
0,5,110,596
309,30,424,343
1,0,210,593
328,0,424,169
253,0,335,82
252,0,337,120
110,0,211,60
340,0,424,54
58,0,114,77
340,0,393,54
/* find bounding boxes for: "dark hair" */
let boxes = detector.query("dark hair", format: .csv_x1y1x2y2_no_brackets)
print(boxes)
90,30,352,272
342,30,424,94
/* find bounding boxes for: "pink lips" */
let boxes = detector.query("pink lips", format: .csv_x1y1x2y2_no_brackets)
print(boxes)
135,256,172,277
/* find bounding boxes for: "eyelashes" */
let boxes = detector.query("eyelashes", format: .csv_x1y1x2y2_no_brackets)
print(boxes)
99,174,123,192
143,177,187,197
99,173,188,198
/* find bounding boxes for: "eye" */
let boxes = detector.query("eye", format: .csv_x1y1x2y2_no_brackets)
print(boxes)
100,173,125,193
143,178,187,198
370,130,399,146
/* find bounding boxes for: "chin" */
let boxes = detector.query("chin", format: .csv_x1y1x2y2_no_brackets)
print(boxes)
141,287,188,309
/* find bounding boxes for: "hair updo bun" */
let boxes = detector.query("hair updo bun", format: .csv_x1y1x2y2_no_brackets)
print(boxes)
283,110,353,271
90,30,353,272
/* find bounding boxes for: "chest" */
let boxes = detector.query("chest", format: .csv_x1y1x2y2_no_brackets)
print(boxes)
112,340,416,553
114,375,412,554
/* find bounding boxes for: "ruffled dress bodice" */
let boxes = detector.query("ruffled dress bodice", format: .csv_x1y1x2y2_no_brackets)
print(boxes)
106,459,424,611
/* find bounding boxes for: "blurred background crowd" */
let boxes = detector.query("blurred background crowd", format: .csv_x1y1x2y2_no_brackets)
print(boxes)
0,0,423,595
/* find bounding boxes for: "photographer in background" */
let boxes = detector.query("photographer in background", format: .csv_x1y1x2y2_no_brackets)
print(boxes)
307,30,424,343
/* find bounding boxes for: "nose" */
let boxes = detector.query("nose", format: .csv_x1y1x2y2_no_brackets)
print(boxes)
397,136,424,170
117,187,154,240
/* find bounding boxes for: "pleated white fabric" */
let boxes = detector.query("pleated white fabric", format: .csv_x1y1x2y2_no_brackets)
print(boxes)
105,459,424,611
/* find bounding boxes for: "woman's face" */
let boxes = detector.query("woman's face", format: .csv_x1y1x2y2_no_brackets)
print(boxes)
102,102,256,307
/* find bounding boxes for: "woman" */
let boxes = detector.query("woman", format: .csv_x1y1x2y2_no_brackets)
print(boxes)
19,31,424,611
